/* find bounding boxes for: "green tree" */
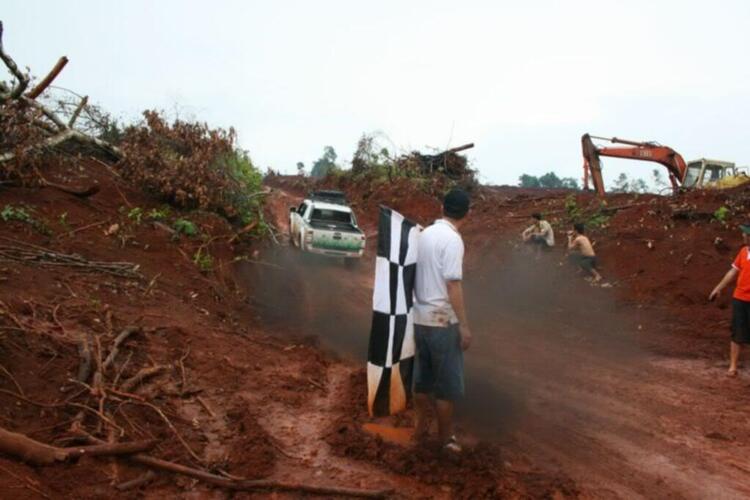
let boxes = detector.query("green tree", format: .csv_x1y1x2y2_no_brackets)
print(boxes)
296,161,306,176
611,173,630,193
518,174,541,188
519,172,579,189
538,172,562,188
611,172,650,193
310,146,339,178
630,178,649,193
652,169,667,190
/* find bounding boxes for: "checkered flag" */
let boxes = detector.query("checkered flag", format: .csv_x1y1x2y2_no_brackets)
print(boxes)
367,206,419,417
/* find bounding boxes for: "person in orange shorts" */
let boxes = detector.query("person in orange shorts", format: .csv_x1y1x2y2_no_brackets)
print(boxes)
709,223,750,376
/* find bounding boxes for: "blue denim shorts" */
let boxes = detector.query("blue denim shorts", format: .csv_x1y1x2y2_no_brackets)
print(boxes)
413,323,465,400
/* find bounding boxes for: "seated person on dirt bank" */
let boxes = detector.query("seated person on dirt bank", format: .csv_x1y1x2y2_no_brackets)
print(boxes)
567,223,602,283
413,188,472,454
709,223,750,377
522,213,555,251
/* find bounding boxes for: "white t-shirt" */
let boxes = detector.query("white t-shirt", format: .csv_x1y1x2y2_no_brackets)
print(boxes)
525,220,555,246
413,219,464,327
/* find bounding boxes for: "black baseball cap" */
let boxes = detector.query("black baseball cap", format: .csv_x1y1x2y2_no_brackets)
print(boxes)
443,188,470,219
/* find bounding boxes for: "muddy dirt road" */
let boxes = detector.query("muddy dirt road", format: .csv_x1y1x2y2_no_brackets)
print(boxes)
249,188,750,498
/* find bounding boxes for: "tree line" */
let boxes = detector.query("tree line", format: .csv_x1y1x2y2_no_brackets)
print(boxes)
518,169,668,193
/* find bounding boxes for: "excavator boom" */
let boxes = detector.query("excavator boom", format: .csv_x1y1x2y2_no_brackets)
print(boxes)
582,133,688,196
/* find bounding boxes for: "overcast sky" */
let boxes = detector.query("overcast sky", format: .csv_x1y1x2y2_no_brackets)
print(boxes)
4,1,750,187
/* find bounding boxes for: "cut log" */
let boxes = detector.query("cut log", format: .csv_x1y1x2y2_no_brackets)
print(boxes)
0,427,155,465
0,427,68,465
26,56,68,99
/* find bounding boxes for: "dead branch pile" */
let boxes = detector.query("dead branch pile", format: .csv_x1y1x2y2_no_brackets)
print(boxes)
117,110,265,223
402,143,476,180
0,239,141,279
0,21,121,185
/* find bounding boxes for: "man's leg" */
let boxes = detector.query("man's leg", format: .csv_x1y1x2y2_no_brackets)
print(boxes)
729,341,741,376
590,267,603,282
413,325,434,439
435,398,454,443
414,393,432,439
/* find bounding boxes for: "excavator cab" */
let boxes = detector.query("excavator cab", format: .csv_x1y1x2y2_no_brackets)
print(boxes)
682,159,744,188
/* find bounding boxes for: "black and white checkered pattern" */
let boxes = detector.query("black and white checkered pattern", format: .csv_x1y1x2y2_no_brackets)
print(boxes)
367,206,419,417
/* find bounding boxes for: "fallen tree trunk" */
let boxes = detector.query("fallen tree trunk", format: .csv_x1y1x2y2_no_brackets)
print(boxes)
0,427,156,465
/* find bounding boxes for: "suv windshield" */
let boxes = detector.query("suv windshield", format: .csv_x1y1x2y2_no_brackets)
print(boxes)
311,209,352,224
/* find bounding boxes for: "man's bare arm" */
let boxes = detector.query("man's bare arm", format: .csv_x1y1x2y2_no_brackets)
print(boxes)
567,234,579,251
447,280,471,350
710,267,739,301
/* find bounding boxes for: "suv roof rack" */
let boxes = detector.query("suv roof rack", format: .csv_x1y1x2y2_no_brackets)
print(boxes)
310,190,348,205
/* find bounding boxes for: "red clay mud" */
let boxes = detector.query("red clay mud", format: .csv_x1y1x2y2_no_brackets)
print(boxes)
2,163,750,498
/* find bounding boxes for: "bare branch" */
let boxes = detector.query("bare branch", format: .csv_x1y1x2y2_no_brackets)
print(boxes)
0,22,30,101
26,56,68,99
67,95,88,127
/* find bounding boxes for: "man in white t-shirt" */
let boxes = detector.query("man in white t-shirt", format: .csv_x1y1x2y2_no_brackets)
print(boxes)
412,188,471,454
521,213,555,256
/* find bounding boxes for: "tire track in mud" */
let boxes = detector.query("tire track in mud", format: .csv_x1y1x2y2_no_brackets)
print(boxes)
470,309,750,499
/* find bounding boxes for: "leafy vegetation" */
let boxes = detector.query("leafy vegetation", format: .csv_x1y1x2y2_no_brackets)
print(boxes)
713,206,730,226
610,173,650,193
146,206,171,221
310,146,340,178
193,248,213,272
173,218,198,237
0,204,50,234
518,172,579,189
127,207,144,224
118,110,266,230
564,195,610,229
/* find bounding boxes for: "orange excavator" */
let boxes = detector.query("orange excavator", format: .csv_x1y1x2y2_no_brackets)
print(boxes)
581,133,746,196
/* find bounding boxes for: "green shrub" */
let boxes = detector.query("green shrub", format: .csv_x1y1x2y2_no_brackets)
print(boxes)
173,218,198,237
193,248,213,272
713,206,730,226
146,206,171,221
1,204,51,234
127,207,144,224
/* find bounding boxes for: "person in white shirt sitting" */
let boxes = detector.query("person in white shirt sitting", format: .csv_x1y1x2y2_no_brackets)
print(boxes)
521,213,555,256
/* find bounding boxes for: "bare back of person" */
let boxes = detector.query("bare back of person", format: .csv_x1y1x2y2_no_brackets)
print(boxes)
572,235,595,257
